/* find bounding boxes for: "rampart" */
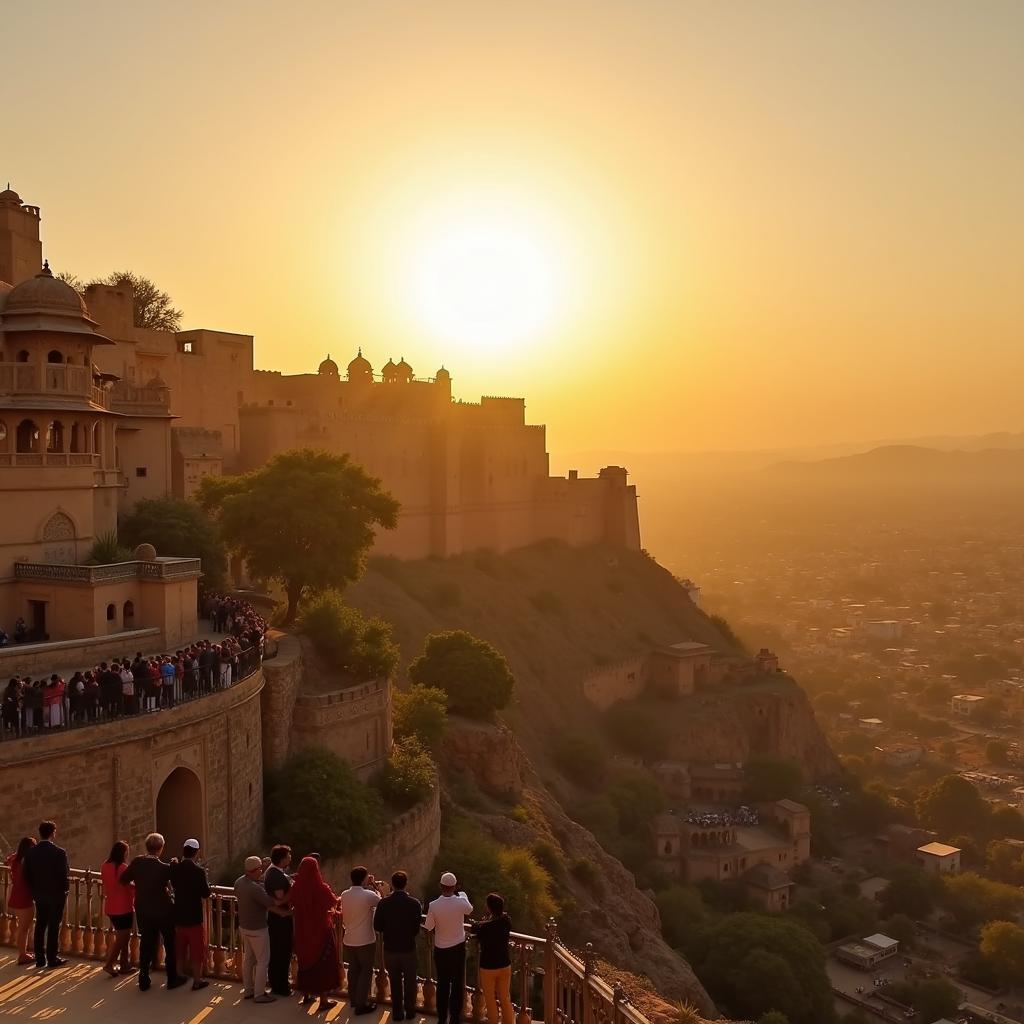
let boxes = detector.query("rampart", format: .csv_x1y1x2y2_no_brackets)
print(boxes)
0,627,161,676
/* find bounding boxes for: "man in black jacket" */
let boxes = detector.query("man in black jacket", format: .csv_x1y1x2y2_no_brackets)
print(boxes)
169,839,211,991
264,844,293,997
120,832,185,992
23,820,69,968
373,871,423,1020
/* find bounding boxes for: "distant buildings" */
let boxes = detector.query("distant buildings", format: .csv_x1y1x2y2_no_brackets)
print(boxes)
836,933,901,971
916,841,962,875
951,693,986,717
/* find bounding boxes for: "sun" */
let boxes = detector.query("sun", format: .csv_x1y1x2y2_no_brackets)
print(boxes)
403,193,573,353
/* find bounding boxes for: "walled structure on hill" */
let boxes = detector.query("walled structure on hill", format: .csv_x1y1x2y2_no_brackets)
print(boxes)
1,186,641,567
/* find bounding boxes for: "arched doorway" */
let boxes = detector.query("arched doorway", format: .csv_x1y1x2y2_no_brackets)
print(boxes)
155,767,204,860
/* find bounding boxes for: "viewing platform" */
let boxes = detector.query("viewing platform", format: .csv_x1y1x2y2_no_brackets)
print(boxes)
0,872,652,1024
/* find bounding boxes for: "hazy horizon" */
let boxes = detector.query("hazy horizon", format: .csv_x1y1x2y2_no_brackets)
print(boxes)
6,0,1024,454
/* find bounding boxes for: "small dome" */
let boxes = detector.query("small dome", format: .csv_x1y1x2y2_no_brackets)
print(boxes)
134,542,157,562
4,261,88,317
347,347,372,373
396,356,413,378
435,365,450,380
0,188,21,207
381,358,398,380
318,353,340,376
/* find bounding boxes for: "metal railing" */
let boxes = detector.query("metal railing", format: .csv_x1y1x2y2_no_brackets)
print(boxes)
0,645,264,743
0,865,649,1024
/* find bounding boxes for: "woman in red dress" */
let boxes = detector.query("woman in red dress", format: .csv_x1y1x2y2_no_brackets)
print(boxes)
290,856,342,1012
5,836,36,964
101,840,135,976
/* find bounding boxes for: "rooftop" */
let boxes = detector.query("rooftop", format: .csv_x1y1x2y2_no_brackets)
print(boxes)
918,842,961,857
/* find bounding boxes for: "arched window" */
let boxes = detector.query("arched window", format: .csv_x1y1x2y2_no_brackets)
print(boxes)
123,601,135,627
106,604,116,621
92,422,102,455
16,350,29,363
69,422,81,453
16,419,39,453
45,421,64,454
47,350,64,364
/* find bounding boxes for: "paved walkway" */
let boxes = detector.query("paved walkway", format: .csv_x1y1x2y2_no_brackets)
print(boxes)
0,952,396,1024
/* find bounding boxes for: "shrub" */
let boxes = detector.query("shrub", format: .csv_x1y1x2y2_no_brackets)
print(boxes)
509,805,530,824
409,630,515,718
394,685,448,748
570,858,602,890
655,885,707,948
299,591,399,681
554,735,608,789
609,770,665,832
265,747,383,858
530,840,566,880
376,737,435,810
86,529,132,564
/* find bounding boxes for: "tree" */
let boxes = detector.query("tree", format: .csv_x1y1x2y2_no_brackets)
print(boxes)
89,270,182,330
655,886,707,949
393,684,449,749
375,736,435,809
980,920,1024,986
880,913,916,948
298,591,399,681
987,740,1010,765
554,735,608,789
986,840,1024,883
198,449,399,624
942,872,1024,928
743,757,803,802
915,774,990,837
990,806,1024,839
686,913,835,1024
120,496,226,587
265,747,383,857
912,977,961,1024
608,770,665,833
878,867,937,920
408,630,514,718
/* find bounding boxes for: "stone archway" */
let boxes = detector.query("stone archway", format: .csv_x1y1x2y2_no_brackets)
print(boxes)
155,766,204,860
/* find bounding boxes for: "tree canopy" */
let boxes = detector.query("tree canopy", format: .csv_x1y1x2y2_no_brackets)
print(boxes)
393,684,449,749
408,629,514,718
878,866,938,920
120,496,226,587
942,871,1024,929
375,736,435,810
686,912,835,1024
915,774,990,837
198,449,399,623
980,920,1024,986
89,270,182,330
265,747,383,857
298,591,399,681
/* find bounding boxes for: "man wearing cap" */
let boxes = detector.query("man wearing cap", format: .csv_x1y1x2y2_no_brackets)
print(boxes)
425,873,473,1024
169,839,211,991
234,855,290,1003
340,866,384,1014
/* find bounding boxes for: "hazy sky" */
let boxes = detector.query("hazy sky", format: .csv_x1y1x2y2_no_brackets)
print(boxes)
5,1,1023,455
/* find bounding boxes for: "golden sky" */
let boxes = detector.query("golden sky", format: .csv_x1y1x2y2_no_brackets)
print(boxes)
5,1,1023,455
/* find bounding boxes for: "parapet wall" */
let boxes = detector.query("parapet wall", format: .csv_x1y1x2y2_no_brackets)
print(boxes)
323,781,441,894
0,627,162,677
582,656,647,711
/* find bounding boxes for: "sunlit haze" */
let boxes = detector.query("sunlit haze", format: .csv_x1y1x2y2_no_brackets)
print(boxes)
5,0,1024,454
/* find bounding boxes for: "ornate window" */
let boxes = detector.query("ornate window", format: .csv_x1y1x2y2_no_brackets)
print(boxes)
42,511,76,565
16,419,39,453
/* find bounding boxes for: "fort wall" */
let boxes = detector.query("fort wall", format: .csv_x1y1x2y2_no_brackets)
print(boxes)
0,626,161,676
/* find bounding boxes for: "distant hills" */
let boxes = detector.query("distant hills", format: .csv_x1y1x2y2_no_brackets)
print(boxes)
771,444,1024,483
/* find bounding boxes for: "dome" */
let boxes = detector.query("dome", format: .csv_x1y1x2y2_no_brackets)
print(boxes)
396,356,413,378
347,347,372,382
4,261,88,317
318,353,340,376
435,365,450,380
0,188,21,207
381,358,398,380
0,279,12,311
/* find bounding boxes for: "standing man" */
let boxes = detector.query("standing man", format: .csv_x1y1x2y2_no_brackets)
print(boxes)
424,872,473,1024
264,844,294,998
23,820,69,969
169,839,210,991
234,855,289,1003
340,866,383,1015
374,870,423,1021
120,832,185,992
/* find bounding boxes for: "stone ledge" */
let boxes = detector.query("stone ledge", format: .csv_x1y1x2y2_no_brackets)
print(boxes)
0,628,162,675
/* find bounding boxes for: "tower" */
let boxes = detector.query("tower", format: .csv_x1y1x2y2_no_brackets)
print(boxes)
0,188,43,286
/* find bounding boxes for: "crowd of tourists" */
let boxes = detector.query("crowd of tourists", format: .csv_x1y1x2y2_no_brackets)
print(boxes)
0,595,267,739
4,820,516,1023
684,806,760,827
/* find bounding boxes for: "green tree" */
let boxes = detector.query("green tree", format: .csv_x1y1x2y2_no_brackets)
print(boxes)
915,774,990,836
89,270,182,330
879,867,937,920
120,496,227,586
990,806,1024,839
880,913,917,948
655,886,707,949
265,747,383,857
987,740,1010,765
393,684,448,749
912,978,960,1024
408,630,514,718
298,591,399,680
980,920,1024,986
986,840,1024,883
376,736,435,809
198,449,399,623
743,757,804,802
687,913,835,1024
943,872,1024,928
608,770,665,832
554,735,608,789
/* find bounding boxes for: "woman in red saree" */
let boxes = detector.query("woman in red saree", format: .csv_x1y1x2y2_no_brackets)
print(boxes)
290,856,342,1011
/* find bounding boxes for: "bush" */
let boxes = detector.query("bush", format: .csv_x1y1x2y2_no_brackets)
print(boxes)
608,770,665,832
530,839,566,880
299,591,399,681
376,737,435,809
655,885,707,948
86,529,133,564
266,747,383,858
394,685,448,749
409,630,515,718
570,858,602,890
554,735,608,789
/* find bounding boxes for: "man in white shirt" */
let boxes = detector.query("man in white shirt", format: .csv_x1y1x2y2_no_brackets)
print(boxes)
424,872,473,1024
340,866,383,1014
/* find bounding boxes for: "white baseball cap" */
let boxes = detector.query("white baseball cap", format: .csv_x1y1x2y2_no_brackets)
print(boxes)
440,871,457,887
184,838,200,851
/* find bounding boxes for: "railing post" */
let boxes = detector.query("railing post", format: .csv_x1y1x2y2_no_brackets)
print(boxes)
582,944,594,1024
543,918,558,1024
612,983,624,1024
